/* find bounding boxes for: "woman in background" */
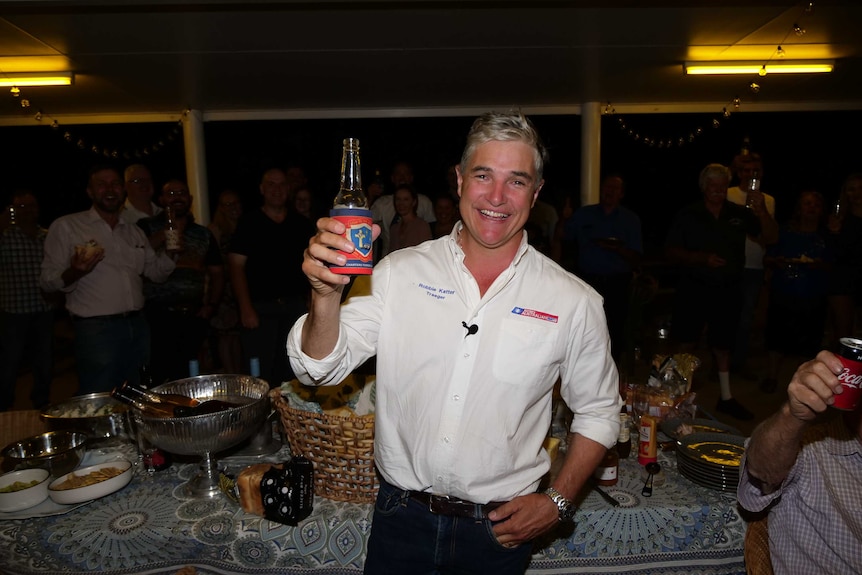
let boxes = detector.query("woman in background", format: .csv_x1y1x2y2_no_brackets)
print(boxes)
761,189,832,393
389,183,432,252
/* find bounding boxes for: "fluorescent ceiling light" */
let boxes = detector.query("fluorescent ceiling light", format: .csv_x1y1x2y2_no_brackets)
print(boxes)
0,72,74,87
684,61,834,75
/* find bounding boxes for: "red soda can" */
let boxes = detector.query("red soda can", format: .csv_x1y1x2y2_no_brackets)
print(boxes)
834,337,862,411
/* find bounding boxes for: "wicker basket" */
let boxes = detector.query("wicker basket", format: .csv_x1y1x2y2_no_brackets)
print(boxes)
271,390,377,503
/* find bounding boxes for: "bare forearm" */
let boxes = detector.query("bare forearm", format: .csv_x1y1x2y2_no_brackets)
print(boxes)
759,213,779,245
552,433,607,499
745,403,806,492
300,290,343,359
666,245,706,266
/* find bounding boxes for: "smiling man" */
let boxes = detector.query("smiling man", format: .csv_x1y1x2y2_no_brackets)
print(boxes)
287,112,621,574
40,164,175,394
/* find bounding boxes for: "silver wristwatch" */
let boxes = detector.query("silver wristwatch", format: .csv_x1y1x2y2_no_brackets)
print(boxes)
543,487,575,522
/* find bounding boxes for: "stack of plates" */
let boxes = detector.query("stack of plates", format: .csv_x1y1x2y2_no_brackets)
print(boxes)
661,417,741,441
676,432,745,492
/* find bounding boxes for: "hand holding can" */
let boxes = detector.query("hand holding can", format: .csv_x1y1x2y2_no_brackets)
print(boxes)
834,338,862,411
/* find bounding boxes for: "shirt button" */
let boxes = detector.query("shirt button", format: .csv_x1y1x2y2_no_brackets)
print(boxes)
463,353,470,358
453,394,460,401
443,437,450,443
437,475,443,482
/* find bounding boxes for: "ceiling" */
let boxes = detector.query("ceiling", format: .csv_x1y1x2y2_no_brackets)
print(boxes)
1,0,862,126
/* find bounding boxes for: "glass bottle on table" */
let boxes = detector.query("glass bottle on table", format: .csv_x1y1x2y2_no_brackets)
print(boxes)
617,412,632,459
329,137,373,275
594,444,619,486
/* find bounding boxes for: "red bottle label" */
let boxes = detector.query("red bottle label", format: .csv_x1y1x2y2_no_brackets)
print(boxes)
329,208,373,275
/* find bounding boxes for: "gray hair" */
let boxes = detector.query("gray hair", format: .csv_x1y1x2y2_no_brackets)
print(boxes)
698,163,731,191
460,111,548,183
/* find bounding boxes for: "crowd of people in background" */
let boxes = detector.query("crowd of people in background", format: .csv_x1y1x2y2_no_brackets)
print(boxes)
1,140,862,422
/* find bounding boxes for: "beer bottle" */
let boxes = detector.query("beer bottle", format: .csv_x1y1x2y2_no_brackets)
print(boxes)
329,138,373,275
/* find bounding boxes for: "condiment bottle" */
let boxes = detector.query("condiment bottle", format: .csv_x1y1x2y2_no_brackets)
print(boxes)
329,137,373,275
638,414,658,465
593,445,619,486
617,412,632,459
164,205,182,252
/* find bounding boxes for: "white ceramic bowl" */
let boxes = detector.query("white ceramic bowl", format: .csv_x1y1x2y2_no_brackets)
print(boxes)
0,468,50,512
48,460,133,505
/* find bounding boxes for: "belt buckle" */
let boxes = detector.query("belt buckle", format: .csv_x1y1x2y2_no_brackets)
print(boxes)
428,494,451,515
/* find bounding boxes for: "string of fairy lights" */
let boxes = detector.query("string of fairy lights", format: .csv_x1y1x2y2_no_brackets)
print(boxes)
603,1,819,148
2,85,184,160
4,2,823,154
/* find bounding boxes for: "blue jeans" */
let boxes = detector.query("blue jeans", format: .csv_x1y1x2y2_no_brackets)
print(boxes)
364,479,533,575
73,314,149,395
0,310,54,410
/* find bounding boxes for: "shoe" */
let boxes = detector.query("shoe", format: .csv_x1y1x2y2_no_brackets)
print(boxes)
759,377,778,394
716,398,754,421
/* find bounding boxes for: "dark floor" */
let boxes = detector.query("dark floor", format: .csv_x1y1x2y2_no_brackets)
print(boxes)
12,299,808,438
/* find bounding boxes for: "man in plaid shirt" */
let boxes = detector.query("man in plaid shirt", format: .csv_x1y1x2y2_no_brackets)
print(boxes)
0,190,57,410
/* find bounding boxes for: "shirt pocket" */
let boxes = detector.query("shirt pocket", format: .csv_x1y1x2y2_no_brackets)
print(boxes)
123,242,147,274
492,317,558,386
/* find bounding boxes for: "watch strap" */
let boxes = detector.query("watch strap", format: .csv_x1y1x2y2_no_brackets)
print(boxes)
543,486,575,522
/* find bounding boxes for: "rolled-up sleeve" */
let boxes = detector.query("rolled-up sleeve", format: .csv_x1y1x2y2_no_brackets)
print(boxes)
559,291,622,449
40,219,72,293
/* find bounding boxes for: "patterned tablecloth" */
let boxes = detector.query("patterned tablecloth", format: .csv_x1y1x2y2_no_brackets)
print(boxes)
0,442,746,575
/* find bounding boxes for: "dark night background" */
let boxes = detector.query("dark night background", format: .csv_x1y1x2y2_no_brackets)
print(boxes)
2,110,861,262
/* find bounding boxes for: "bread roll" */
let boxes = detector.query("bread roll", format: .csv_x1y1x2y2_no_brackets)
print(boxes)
75,239,104,259
237,463,280,516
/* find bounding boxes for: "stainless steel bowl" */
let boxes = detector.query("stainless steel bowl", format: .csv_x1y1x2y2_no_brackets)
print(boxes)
137,374,271,455
133,374,271,498
1,430,87,477
41,392,130,442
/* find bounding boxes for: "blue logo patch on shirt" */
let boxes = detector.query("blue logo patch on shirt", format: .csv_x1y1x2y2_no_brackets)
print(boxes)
511,307,558,323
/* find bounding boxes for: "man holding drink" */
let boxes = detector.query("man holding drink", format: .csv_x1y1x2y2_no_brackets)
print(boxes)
737,345,862,574
287,111,621,574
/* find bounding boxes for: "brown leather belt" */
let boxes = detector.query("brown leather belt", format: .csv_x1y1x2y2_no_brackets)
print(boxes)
407,491,504,520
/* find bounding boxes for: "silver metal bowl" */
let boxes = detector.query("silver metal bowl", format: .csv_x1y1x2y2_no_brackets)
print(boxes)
133,374,271,497
41,392,130,442
137,374,271,455
1,430,87,477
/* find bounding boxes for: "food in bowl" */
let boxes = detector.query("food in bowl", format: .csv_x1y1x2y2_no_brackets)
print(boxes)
0,468,50,512
52,465,126,490
41,393,130,441
49,460,133,505
1,430,87,477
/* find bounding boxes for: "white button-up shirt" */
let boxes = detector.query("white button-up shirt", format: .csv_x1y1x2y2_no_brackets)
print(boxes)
288,224,621,503
41,207,175,317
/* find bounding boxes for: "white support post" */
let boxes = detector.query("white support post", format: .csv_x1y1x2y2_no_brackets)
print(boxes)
580,101,602,207
182,109,210,224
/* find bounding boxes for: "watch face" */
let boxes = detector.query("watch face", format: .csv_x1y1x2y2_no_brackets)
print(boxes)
560,505,576,521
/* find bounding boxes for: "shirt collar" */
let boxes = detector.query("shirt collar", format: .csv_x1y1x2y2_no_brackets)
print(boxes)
448,221,531,267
